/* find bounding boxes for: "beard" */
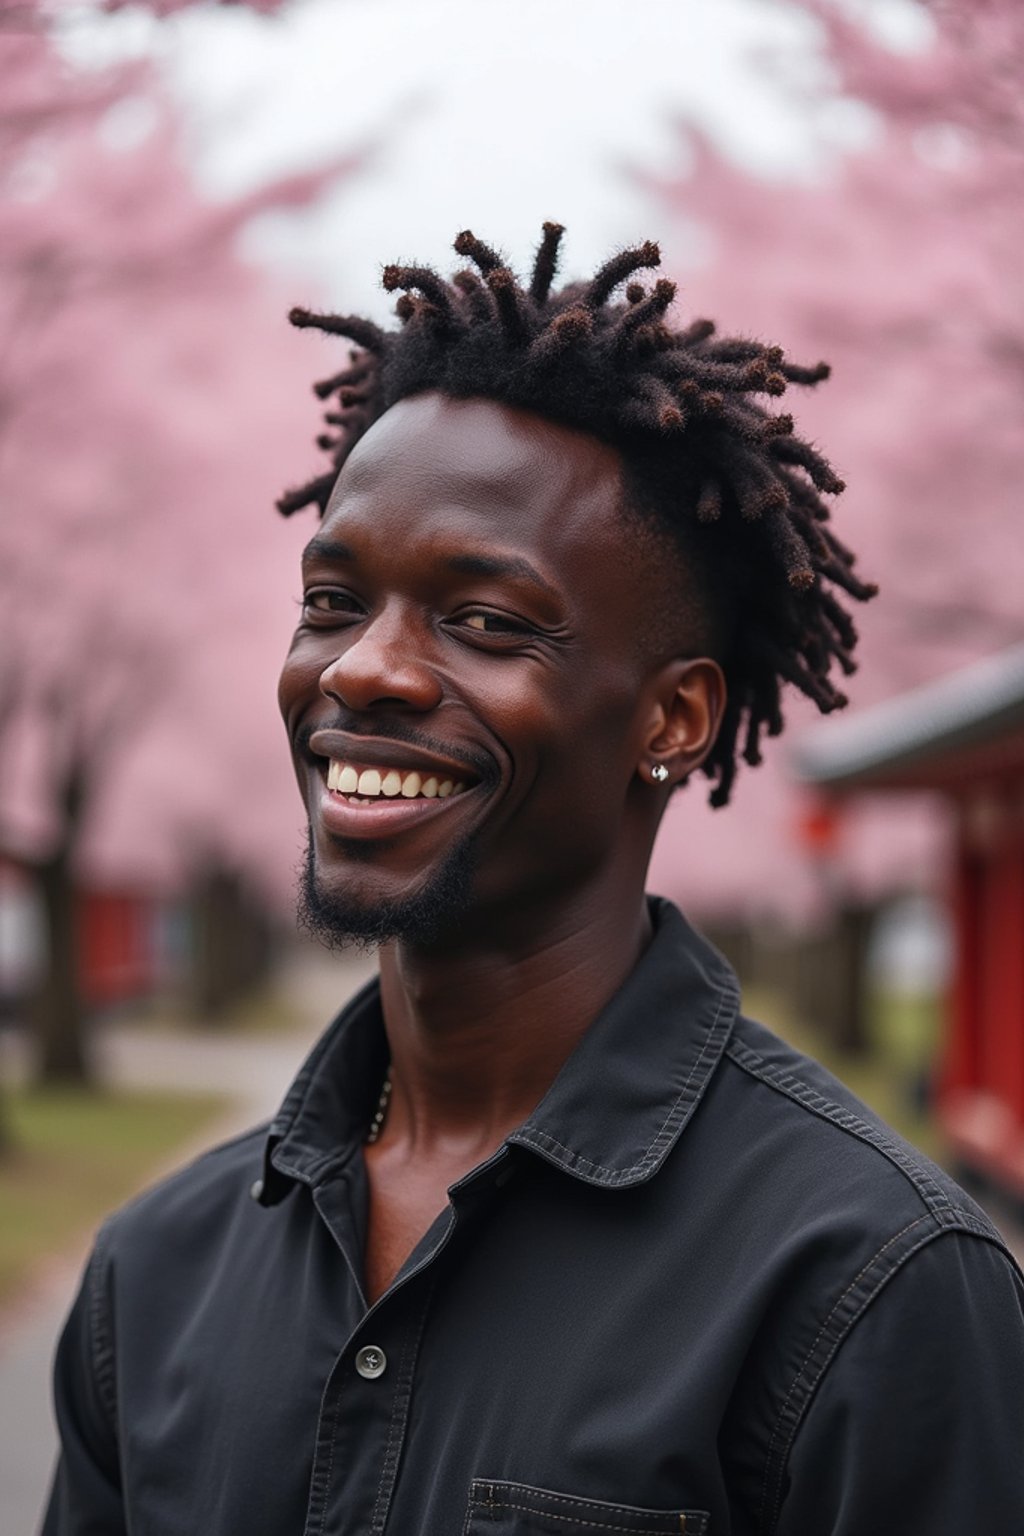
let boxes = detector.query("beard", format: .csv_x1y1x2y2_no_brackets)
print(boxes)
296,826,479,952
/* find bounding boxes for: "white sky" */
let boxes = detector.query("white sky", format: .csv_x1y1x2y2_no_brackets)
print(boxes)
73,0,928,316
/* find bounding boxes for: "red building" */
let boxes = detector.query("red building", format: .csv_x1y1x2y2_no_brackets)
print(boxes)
77,888,160,1006
0,859,161,1016
796,645,1024,1203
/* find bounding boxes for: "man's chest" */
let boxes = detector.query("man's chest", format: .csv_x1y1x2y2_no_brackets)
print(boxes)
112,1166,772,1536
362,1143,487,1305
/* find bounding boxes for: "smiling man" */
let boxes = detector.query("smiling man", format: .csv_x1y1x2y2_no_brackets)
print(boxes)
45,228,1024,1535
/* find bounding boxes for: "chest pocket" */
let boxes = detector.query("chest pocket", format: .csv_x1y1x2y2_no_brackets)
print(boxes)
464,1480,709,1536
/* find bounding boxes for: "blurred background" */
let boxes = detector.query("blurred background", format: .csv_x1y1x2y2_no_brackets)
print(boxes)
2,0,1023,1519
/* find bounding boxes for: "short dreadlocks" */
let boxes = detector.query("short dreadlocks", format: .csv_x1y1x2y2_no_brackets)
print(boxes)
279,224,876,807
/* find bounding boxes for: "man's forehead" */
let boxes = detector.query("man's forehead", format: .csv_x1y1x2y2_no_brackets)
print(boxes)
329,392,623,516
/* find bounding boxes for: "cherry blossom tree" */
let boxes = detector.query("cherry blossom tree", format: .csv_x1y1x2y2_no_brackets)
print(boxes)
644,0,1023,937
1,0,362,1079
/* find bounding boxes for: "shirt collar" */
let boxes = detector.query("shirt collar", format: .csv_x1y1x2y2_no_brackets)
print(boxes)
509,897,739,1186
256,896,739,1204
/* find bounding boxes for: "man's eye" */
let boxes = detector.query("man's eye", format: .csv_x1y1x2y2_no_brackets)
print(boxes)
458,611,533,636
303,589,361,617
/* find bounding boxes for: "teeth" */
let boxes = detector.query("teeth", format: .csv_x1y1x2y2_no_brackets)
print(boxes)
326,761,468,801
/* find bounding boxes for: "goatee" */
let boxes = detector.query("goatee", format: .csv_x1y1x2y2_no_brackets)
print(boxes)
296,828,478,951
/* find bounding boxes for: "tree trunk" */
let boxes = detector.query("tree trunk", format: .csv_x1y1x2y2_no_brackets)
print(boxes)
830,903,874,1055
33,839,93,1085
794,903,874,1056
186,864,275,1025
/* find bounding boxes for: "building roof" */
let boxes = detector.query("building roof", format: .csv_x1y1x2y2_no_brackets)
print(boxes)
793,644,1024,790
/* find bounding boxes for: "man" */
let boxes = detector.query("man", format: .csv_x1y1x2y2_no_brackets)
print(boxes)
45,227,1024,1535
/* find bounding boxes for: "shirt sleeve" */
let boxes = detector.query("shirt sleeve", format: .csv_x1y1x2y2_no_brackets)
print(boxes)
41,1231,127,1536
774,1229,1024,1536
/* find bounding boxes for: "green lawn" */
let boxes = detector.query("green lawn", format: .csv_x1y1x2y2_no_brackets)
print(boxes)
0,1086,227,1306
139,988,308,1038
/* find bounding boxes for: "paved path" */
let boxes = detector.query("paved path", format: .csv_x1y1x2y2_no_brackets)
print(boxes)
0,947,374,1536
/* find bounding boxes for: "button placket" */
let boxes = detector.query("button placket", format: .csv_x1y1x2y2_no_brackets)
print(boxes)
303,1216,449,1536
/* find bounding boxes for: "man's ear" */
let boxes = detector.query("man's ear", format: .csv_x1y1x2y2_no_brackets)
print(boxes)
640,657,726,789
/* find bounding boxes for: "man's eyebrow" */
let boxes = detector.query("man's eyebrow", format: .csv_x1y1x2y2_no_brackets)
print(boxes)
301,539,559,602
301,535,355,567
445,552,558,599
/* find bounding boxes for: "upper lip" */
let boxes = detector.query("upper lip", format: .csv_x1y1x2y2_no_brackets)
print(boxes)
307,729,481,786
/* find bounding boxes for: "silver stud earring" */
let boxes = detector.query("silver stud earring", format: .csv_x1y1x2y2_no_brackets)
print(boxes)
650,764,669,783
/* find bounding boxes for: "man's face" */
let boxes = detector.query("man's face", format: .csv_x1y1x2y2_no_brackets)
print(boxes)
278,392,681,948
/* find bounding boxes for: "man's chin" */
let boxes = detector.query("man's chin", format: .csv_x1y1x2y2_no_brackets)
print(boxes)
296,831,477,952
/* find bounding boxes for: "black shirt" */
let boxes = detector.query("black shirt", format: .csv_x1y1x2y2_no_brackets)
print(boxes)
44,899,1024,1535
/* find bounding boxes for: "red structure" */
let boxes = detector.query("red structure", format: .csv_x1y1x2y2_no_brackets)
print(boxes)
796,645,1024,1202
0,859,160,1013
78,889,158,1007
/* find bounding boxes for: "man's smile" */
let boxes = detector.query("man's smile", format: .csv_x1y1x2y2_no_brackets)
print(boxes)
325,761,469,799
313,769,479,842
305,727,487,842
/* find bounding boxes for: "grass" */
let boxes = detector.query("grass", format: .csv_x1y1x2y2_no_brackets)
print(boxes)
744,986,944,1163
0,1085,227,1307
199,988,310,1037
135,987,310,1038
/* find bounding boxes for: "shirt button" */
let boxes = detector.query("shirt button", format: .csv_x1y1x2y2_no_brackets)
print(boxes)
355,1344,387,1379
249,1178,264,1202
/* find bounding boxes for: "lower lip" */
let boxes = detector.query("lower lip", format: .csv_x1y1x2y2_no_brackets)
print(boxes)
315,780,475,840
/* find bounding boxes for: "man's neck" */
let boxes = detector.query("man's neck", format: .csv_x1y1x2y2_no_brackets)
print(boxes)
375,889,653,1158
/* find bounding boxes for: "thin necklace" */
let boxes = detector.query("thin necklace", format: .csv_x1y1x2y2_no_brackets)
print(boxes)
365,1073,392,1144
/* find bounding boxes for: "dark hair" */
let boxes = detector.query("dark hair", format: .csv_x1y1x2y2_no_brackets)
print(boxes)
279,224,876,807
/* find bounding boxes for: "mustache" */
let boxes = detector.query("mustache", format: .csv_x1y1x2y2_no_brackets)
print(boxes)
294,715,500,787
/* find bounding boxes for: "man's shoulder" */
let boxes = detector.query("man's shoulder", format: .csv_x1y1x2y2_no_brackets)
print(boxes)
100,1121,271,1264
705,1018,1024,1533
702,1011,1005,1250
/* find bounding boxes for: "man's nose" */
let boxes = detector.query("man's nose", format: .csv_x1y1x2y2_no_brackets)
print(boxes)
318,605,442,713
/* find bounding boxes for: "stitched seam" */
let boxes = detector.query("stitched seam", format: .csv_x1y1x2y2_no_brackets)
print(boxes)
758,1221,1020,1533
469,1483,704,1533
462,1486,481,1536
480,1485,695,1520
518,975,736,1181
472,1501,693,1534
87,1227,118,1433
307,1357,346,1536
759,1216,947,1536
726,1039,955,1214
638,980,732,1171
369,1342,413,1536
277,1145,360,1187
756,1213,933,1532
313,1406,340,1536
369,1284,435,1536
765,1225,958,1534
